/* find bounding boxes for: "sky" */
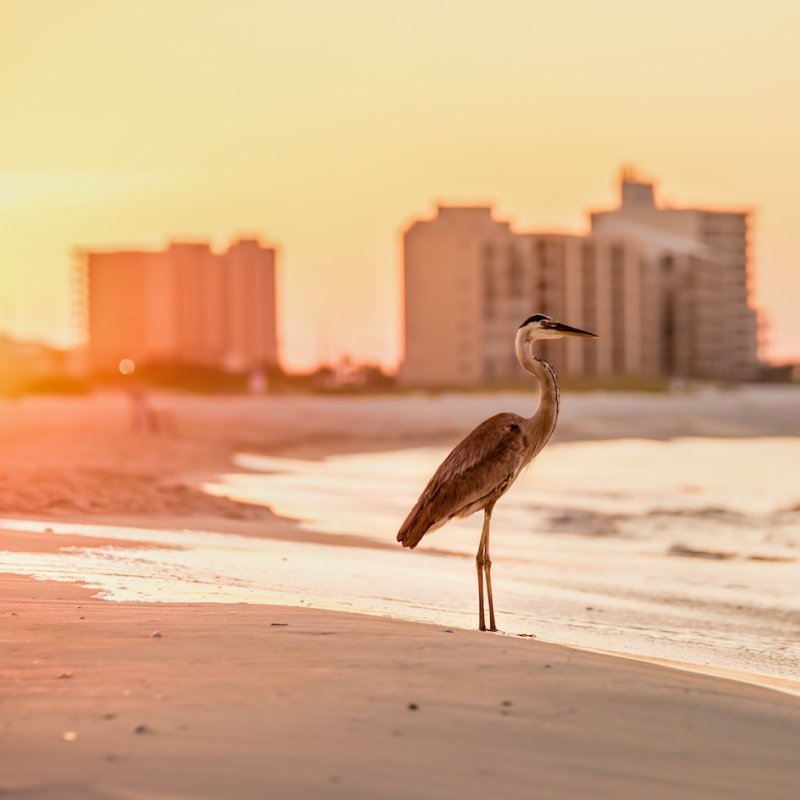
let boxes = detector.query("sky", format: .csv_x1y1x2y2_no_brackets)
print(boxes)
1,0,799,368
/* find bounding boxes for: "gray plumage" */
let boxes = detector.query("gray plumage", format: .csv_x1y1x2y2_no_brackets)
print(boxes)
397,411,543,549
396,315,597,631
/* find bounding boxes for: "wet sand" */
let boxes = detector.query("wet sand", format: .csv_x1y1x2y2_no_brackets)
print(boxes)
2,389,800,797
2,570,799,800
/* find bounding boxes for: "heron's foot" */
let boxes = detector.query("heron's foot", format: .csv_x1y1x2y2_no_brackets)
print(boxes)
478,622,486,632
488,625,498,633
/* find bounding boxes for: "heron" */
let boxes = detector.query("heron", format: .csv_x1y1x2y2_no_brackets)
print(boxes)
396,314,598,631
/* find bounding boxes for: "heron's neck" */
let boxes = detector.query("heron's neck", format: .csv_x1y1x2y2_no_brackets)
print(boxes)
515,336,560,450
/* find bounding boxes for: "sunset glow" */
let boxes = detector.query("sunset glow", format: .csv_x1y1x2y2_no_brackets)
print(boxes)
2,1,799,366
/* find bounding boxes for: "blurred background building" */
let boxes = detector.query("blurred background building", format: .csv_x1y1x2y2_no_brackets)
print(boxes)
78,238,278,373
401,172,760,386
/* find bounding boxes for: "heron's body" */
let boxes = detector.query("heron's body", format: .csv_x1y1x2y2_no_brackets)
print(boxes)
396,358,558,549
396,314,596,631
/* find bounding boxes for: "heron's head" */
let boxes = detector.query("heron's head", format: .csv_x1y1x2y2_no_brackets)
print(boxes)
517,314,598,342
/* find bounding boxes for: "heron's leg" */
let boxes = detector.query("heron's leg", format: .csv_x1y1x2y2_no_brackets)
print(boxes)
484,512,497,632
476,508,492,631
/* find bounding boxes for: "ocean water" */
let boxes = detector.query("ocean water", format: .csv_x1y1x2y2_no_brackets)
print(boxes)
1,437,799,692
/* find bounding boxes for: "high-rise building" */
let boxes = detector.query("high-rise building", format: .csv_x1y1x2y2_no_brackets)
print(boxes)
591,170,758,381
80,238,278,372
400,173,760,386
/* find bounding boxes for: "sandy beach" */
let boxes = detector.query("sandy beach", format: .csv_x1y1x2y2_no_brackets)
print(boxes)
2,387,800,798
2,386,799,520
2,567,799,800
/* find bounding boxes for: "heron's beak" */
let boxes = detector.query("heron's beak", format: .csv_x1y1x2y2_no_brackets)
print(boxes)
549,321,598,338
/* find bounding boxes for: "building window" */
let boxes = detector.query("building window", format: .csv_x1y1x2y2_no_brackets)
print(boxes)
610,244,625,374
536,240,548,265
483,259,496,320
581,243,597,376
508,246,523,295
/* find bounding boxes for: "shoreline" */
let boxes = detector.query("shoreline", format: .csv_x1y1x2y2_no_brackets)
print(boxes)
2,516,798,700
2,390,799,796
1,570,799,800
4,388,798,536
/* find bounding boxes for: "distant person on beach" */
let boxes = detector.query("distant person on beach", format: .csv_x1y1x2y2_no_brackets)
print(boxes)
128,382,159,433
120,358,172,434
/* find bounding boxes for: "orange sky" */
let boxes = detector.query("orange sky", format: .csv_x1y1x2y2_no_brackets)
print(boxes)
1,0,799,368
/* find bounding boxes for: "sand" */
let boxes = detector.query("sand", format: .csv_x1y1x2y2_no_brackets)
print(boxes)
2,386,799,522
2,388,800,798
2,568,799,800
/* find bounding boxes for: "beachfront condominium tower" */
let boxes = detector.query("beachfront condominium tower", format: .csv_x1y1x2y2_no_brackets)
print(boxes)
400,173,760,386
81,238,278,372
591,169,758,381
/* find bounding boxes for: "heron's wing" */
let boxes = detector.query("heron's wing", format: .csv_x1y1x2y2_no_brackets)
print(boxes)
397,413,528,549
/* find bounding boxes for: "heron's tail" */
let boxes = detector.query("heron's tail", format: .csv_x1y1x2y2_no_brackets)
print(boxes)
396,502,435,549
397,496,449,550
